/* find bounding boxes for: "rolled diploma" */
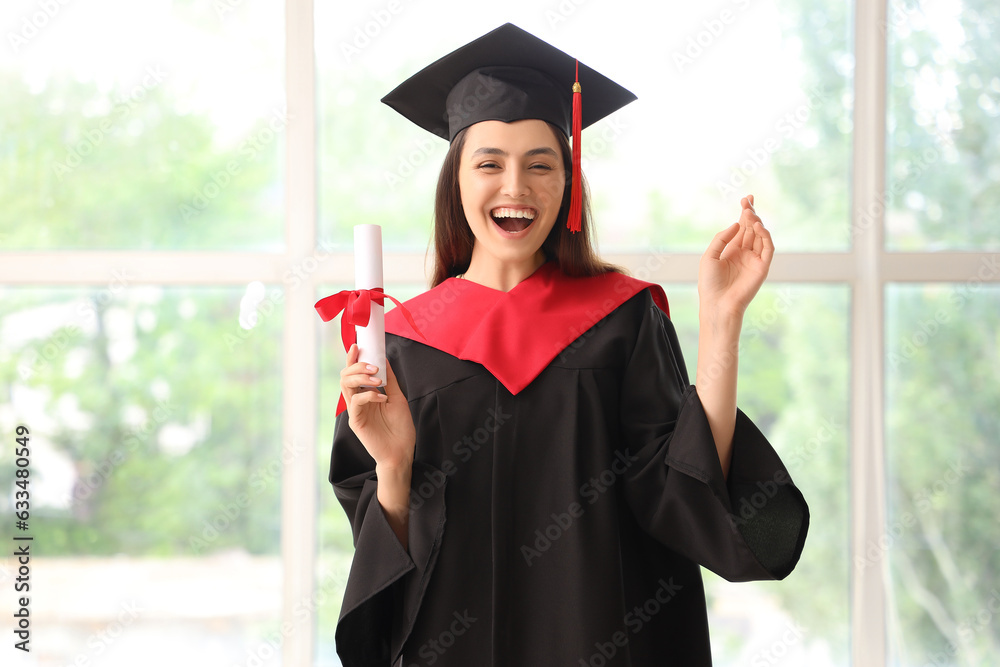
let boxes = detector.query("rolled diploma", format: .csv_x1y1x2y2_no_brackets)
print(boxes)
354,224,387,387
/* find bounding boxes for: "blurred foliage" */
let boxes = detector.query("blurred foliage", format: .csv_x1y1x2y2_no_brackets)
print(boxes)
0,287,284,556
885,286,1000,664
0,72,283,250
885,0,1000,250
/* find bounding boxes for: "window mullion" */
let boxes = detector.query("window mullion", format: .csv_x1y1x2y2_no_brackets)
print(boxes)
851,0,889,664
282,0,318,664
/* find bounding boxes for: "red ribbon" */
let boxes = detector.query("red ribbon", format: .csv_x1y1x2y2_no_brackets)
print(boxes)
314,288,424,416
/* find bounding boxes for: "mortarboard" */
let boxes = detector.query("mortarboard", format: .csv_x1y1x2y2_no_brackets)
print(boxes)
380,23,637,232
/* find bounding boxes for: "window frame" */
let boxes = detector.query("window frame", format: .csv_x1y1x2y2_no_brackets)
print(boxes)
2,0,998,664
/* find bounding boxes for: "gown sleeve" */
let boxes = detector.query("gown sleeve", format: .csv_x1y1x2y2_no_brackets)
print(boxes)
619,294,809,582
329,411,447,667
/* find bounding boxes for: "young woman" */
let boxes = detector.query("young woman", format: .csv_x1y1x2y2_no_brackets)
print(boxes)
328,23,808,667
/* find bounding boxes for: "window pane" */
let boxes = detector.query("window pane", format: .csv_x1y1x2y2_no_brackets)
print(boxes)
0,285,284,664
0,0,285,250
667,284,851,666
886,283,1000,664
886,1,1000,251
316,0,852,254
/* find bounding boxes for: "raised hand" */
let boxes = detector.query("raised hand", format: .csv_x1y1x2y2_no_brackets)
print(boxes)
339,343,416,471
698,194,774,323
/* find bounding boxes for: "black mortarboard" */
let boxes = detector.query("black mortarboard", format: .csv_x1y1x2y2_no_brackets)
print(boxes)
380,23,636,232
381,23,637,141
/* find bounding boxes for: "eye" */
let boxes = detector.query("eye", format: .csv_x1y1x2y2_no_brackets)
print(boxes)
475,161,501,170
529,163,554,171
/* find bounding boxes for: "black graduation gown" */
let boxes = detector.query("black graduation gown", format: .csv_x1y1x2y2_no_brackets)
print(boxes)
328,263,809,666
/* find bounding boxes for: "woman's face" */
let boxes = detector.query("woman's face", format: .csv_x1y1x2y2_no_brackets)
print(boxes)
458,119,566,273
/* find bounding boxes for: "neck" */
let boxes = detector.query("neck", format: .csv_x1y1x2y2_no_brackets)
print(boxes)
462,250,547,292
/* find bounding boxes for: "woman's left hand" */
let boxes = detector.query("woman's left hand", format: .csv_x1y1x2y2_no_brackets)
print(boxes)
698,194,774,323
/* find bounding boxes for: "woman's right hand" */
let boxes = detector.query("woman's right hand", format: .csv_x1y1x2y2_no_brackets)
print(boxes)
339,343,416,471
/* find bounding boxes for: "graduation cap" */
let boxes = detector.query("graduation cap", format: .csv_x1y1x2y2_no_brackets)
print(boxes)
381,23,637,233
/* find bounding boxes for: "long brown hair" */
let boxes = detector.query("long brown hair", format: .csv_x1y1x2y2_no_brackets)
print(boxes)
430,122,623,287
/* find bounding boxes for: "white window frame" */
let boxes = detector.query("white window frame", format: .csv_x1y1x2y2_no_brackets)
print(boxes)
2,0,998,664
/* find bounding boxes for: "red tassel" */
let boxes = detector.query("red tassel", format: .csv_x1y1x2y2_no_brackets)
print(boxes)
567,60,583,233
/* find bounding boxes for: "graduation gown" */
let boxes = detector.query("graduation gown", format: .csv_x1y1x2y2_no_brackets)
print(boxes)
328,262,809,666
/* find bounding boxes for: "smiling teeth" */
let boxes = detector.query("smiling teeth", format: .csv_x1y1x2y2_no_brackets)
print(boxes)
491,207,535,220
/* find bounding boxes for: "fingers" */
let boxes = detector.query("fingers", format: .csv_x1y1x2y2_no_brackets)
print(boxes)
350,387,388,408
734,194,767,252
758,220,775,265
739,198,762,227
741,217,756,249
704,222,741,260
340,343,383,394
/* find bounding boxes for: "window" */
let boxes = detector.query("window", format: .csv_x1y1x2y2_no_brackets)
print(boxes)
2,0,997,665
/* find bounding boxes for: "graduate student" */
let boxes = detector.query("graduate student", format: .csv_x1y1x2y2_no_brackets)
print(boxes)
327,23,809,666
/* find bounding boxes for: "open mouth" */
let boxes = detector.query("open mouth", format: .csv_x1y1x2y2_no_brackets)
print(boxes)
490,206,536,233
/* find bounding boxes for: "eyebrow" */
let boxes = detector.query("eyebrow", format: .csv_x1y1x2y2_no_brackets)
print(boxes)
470,146,559,158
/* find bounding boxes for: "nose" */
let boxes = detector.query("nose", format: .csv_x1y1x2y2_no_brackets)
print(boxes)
500,167,529,198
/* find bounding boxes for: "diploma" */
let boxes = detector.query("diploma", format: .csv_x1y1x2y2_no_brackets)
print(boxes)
354,224,386,388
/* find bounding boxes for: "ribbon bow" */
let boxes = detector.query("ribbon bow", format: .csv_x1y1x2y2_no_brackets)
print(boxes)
314,288,424,416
